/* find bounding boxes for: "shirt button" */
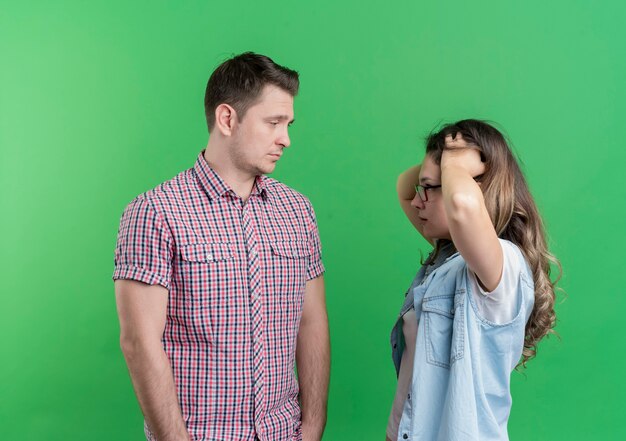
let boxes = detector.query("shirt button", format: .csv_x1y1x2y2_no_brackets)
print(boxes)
403,434,408,439
407,393,411,400
393,344,397,349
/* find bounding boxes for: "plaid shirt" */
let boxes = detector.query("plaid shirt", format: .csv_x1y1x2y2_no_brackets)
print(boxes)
113,153,324,441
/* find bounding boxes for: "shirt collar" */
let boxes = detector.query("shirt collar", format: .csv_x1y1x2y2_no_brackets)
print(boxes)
252,174,269,199
194,151,269,200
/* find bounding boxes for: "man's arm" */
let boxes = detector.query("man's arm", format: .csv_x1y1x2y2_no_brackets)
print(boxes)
296,275,330,441
115,279,190,441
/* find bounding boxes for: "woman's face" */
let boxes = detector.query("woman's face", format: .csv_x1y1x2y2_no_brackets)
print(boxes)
411,154,451,240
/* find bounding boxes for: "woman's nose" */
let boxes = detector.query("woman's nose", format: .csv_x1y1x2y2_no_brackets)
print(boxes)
410,192,425,209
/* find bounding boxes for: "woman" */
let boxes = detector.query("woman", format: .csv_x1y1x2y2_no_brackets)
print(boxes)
386,120,560,441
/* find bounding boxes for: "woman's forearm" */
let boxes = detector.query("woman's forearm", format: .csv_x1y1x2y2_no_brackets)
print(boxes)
397,164,421,200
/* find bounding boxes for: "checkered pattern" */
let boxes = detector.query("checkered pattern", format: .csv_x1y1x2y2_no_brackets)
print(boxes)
113,153,324,441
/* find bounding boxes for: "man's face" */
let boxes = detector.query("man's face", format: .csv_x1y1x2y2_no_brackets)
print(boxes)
230,85,294,176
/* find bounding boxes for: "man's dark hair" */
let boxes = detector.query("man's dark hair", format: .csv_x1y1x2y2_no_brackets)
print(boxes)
204,52,299,132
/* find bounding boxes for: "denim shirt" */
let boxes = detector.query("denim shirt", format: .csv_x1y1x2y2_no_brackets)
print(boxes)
390,243,535,441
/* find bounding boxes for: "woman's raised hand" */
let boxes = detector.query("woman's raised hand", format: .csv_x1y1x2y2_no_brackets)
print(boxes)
441,133,486,179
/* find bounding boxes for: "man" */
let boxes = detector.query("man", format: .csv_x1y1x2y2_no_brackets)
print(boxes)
113,52,329,441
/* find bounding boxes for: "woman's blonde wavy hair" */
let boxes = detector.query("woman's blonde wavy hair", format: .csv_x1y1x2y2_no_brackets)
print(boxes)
425,119,561,366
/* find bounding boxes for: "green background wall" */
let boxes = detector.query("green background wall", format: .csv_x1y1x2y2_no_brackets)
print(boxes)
2,0,625,439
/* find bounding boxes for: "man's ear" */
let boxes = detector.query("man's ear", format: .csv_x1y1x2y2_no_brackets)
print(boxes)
214,104,238,136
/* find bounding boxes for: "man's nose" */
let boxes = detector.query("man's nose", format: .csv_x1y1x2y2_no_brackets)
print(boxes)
277,129,290,148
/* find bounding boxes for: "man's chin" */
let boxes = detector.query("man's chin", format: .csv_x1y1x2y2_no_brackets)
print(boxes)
258,164,277,175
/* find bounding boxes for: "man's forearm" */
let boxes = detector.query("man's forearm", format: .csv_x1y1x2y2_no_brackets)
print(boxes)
296,314,330,441
122,342,190,441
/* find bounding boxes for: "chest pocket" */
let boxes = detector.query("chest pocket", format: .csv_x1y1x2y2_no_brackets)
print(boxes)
268,240,311,295
270,240,310,258
176,242,236,344
178,243,235,296
270,241,310,273
180,243,234,262
422,291,465,368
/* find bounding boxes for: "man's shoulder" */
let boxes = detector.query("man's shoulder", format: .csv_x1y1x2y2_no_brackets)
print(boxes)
128,167,198,212
265,177,313,208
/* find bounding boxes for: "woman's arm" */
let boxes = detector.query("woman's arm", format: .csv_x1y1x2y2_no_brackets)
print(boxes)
397,164,434,245
441,134,502,291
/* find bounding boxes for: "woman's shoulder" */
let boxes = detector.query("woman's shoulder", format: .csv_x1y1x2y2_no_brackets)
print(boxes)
498,239,533,280
430,239,530,285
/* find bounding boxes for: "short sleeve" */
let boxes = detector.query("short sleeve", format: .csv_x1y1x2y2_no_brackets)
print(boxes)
469,239,525,324
113,196,173,288
304,200,325,281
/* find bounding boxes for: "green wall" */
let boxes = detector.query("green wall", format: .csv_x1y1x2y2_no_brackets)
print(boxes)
2,0,625,439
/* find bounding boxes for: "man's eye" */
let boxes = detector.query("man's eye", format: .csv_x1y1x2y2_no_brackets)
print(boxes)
269,121,279,126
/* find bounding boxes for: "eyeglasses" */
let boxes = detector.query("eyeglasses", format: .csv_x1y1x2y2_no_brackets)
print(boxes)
415,175,483,202
414,184,442,202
